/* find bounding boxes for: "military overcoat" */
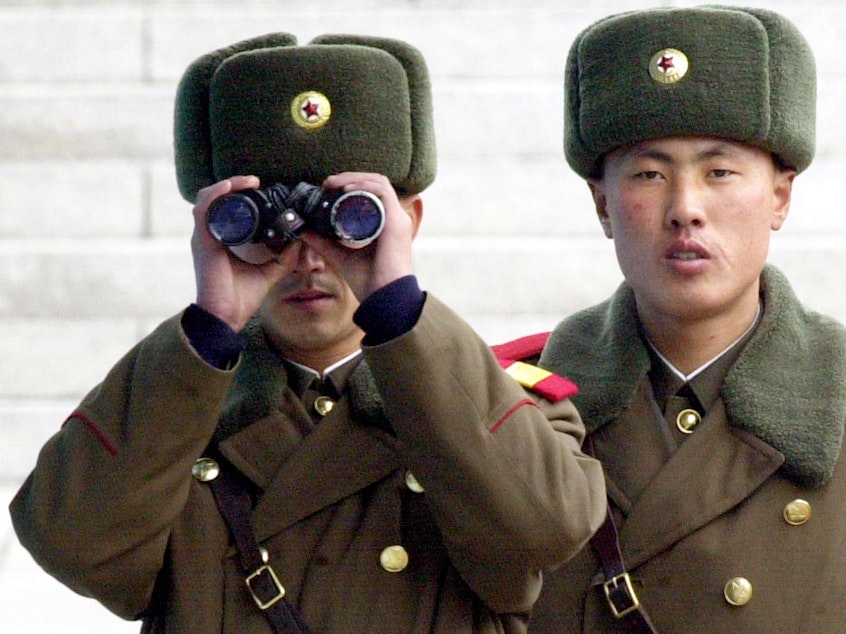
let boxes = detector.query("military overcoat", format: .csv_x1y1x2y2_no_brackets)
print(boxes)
529,266,846,633
11,296,606,633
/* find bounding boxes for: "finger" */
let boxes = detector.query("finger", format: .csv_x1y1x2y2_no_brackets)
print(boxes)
194,175,260,215
323,172,392,195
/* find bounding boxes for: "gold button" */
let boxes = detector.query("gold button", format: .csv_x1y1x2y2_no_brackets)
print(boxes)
379,545,409,573
784,499,812,525
405,471,425,493
676,408,701,434
724,577,753,606
313,396,335,417
191,457,220,482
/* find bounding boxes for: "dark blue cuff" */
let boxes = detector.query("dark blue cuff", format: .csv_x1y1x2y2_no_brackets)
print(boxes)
181,304,244,369
354,275,425,345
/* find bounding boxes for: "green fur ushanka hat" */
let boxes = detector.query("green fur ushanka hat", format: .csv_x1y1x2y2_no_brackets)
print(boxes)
174,33,437,202
564,5,817,178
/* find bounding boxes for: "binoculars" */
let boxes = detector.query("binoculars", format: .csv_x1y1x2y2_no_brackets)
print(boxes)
207,182,385,263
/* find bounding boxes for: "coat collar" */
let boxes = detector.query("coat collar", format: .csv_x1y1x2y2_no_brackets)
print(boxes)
211,320,399,537
540,265,846,487
214,319,393,444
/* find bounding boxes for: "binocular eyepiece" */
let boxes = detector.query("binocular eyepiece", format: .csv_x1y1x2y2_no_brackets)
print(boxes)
206,182,385,264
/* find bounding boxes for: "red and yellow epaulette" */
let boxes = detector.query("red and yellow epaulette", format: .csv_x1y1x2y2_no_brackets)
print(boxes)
490,332,578,402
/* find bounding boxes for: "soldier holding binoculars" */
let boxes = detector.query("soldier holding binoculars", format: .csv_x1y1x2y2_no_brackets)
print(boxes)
11,33,606,634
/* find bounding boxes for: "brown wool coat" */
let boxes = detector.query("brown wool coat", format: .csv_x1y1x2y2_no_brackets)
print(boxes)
529,266,846,633
10,295,606,634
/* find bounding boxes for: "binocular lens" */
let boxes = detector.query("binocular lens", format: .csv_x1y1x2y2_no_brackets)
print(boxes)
207,196,259,246
331,192,385,244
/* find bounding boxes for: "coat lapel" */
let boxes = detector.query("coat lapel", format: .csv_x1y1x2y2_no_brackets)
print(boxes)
219,395,401,542
618,399,784,568
211,322,402,542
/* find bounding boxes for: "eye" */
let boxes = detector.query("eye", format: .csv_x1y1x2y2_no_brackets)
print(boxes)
634,170,662,180
710,168,734,178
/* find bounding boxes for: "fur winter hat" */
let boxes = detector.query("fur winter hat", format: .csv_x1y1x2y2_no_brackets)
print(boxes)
564,6,816,178
174,33,436,201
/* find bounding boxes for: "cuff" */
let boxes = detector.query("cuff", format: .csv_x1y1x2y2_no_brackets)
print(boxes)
354,275,425,345
181,304,244,369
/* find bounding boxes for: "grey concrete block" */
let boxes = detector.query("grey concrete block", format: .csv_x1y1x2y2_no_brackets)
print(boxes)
150,160,193,236
0,11,144,82
0,241,195,318
0,161,144,237
0,319,142,398
0,86,175,160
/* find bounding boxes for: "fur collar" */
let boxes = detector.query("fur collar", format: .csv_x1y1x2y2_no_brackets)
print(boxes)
540,265,846,487
213,320,390,444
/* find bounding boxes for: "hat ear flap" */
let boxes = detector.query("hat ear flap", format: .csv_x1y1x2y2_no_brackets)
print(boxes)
309,34,437,194
174,33,298,202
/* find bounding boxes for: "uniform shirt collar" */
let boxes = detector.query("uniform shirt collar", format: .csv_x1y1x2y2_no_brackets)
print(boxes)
647,303,762,413
283,350,362,398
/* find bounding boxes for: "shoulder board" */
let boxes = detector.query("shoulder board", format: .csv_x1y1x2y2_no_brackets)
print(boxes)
491,332,578,402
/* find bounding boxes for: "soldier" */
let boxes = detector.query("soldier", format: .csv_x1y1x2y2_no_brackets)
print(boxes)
528,5,846,633
10,34,606,633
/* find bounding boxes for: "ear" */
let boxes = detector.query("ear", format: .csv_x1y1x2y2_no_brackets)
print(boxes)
588,180,613,238
402,194,425,239
770,169,795,231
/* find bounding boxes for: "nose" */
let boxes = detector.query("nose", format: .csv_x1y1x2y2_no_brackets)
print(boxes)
665,178,706,229
291,240,326,273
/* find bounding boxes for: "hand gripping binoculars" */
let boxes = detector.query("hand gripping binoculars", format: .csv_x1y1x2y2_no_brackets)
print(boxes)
206,182,385,264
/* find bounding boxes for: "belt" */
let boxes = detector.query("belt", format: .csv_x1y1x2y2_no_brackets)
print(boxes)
590,508,658,633
207,460,312,634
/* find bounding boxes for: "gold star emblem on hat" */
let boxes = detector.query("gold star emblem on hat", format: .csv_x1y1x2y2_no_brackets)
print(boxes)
648,48,689,85
291,90,331,129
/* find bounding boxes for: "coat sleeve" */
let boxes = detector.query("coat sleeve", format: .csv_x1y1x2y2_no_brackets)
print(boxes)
360,294,607,614
8,313,234,620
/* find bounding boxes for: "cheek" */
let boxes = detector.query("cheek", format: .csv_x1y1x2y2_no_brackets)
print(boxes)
608,198,653,241
726,190,776,233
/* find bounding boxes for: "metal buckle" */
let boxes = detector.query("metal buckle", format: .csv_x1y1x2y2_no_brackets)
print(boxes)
245,564,286,610
603,572,640,618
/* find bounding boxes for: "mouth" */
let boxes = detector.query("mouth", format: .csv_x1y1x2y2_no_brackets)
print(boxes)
670,250,704,261
286,288,333,303
666,241,709,261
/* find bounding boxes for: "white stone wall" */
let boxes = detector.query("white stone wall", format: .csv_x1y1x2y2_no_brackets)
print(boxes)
2,0,845,484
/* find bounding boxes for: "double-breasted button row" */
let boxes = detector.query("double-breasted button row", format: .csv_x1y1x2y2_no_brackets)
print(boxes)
720,499,812,607
192,459,421,574
377,471,425,573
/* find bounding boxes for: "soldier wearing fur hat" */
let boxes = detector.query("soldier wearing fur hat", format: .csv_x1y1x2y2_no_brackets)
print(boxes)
10,34,606,633
528,6,846,633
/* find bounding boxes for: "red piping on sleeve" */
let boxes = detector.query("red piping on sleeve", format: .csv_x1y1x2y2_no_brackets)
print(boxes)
63,411,118,456
490,399,539,433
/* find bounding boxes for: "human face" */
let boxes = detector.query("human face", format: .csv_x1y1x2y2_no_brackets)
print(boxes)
257,240,363,371
590,137,794,332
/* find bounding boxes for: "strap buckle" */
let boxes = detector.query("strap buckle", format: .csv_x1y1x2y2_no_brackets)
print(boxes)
603,572,640,618
246,564,286,610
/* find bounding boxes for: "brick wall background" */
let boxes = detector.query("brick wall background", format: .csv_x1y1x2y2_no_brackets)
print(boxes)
4,0,845,485
2,0,844,483
1,0,845,629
